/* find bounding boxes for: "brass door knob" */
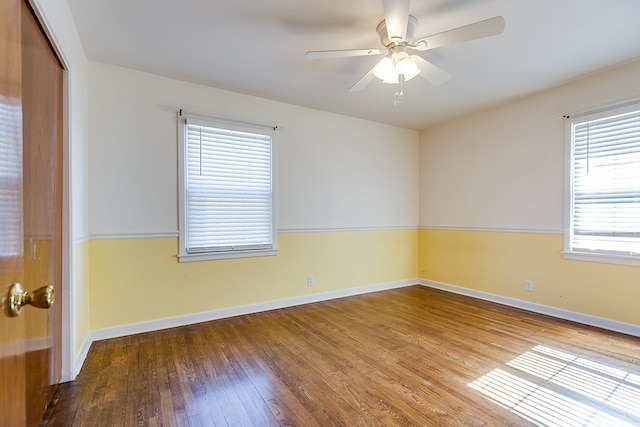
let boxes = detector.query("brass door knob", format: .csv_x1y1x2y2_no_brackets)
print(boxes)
6,283,54,317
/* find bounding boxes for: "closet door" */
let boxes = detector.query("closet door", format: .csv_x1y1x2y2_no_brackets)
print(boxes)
22,0,63,424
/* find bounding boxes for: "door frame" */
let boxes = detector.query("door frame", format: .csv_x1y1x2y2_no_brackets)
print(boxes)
26,0,74,382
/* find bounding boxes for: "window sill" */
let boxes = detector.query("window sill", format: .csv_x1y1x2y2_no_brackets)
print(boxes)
178,248,278,263
562,250,640,267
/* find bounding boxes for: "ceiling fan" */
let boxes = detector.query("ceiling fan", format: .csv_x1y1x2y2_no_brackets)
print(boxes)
305,0,505,103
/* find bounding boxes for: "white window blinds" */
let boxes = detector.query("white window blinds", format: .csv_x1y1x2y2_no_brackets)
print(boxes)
0,100,22,257
180,115,275,257
570,105,640,256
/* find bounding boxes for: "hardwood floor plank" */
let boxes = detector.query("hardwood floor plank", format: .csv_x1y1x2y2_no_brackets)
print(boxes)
42,286,640,426
224,322,324,426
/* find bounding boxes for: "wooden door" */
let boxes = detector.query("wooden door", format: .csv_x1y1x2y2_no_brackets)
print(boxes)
0,0,27,425
1,0,63,425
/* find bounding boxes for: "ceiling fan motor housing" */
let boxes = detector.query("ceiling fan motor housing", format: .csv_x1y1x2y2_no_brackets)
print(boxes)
377,15,418,46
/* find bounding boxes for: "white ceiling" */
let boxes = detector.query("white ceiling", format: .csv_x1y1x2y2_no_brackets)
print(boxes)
66,0,640,130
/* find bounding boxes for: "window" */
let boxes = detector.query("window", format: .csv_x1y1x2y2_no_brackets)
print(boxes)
178,113,276,261
564,101,640,264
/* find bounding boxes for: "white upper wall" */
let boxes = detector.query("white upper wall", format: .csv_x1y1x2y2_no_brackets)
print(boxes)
88,62,419,236
419,59,640,232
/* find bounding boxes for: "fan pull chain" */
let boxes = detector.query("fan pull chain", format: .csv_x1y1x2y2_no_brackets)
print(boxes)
393,74,405,106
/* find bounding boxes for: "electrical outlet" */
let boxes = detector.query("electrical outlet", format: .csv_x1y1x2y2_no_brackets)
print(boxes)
307,276,313,286
525,280,533,292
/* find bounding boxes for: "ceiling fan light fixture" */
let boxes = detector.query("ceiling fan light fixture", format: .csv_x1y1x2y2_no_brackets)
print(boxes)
373,56,396,82
383,74,400,84
373,51,421,84
395,52,420,81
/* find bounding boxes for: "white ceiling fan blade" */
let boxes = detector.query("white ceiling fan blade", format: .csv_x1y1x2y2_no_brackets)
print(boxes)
349,66,376,92
412,56,451,86
306,48,383,60
412,16,505,51
381,0,410,42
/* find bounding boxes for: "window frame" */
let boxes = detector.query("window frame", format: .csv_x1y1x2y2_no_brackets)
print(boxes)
177,112,277,262
563,100,640,266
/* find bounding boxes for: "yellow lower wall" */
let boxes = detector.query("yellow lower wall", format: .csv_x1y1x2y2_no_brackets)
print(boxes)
89,229,419,330
419,228,640,326
87,227,639,333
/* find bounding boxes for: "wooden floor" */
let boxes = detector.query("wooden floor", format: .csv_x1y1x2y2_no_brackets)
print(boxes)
42,286,640,426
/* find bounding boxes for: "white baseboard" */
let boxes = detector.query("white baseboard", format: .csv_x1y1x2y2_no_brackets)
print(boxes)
419,279,640,338
70,277,639,379
71,334,93,380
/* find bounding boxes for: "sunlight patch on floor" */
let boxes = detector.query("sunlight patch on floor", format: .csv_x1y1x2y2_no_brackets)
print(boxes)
468,345,640,426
